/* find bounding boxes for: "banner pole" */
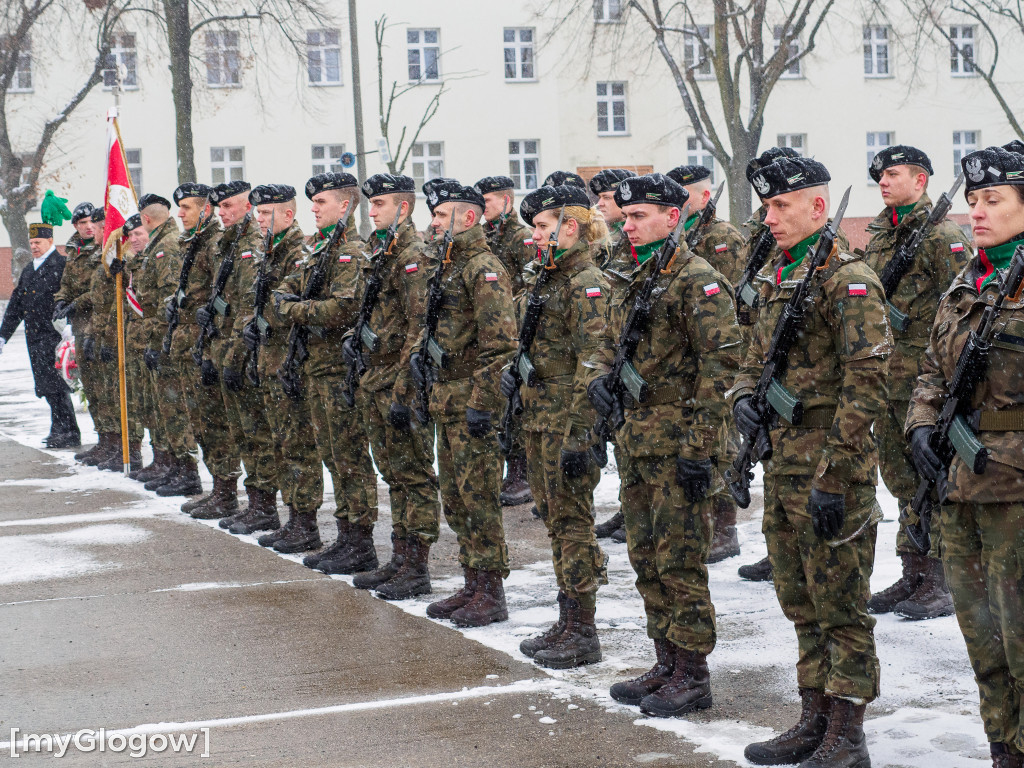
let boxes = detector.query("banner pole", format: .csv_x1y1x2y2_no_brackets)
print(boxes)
115,237,129,475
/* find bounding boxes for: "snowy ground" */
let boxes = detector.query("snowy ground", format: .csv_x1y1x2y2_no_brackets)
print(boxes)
0,327,991,767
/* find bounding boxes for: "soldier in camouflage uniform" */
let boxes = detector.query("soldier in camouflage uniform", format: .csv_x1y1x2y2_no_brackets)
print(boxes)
273,173,379,573
907,145,1024,768
588,174,742,717
730,157,891,768
412,180,516,627
345,173,441,601
861,145,970,620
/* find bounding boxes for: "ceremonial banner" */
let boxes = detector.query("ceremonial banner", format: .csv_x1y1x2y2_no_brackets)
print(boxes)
101,107,138,265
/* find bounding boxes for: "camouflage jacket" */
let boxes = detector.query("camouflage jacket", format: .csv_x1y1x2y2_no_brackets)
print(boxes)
420,224,517,423
246,224,305,372
595,242,743,461
729,239,892,495
199,216,255,368
484,210,535,296
220,220,266,373
907,249,1024,503
274,218,364,378
85,255,117,347
600,224,635,298
117,247,147,351
688,216,746,287
169,219,222,358
517,239,610,450
862,194,971,401
130,219,182,353
55,234,100,333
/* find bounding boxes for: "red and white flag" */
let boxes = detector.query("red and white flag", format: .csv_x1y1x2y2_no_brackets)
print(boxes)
101,107,138,265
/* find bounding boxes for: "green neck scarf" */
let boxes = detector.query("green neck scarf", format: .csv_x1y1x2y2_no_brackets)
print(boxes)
610,220,624,234
319,223,336,238
778,231,821,283
272,230,286,247
633,238,666,265
892,203,916,226
684,211,700,232
978,236,1024,290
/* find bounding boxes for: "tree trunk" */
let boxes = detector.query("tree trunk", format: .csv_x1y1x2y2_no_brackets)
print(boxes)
347,0,370,236
1,204,31,280
164,0,196,183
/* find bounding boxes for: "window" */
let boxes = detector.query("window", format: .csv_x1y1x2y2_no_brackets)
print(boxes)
103,33,138,89
210,147,245,184
503,28,535,80
206,30,240,86
407,29,440,82
773,25,801,78
953,130,980,177
410,142,444,190
863,25,890,77
596,82,628,135
683,25,712,78
311,144,346,175
686,137,716,184
950,25,977,76
307,29,341,85
777,133,806,156
125,148,142,192
594,0,623,23
866,132,894,181
509,140,540,191
3,36,32,92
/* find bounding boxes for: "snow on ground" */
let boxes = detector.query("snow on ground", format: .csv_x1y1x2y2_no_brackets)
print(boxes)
0,327,991,766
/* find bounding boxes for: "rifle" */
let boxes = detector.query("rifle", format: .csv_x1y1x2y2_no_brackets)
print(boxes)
342,206,403,408
735,218,776,325
902,243,1024,553
277,207,352,401
413,214,457,424
162,195,213,355
589,207,690,469
497,206,566,454
244,210,276,387
879,172,965,333
685,182,725,250
726,186,852,509
192,210,253,367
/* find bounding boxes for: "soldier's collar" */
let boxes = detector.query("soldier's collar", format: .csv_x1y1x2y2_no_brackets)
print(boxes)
683,211,700,232
777,230,821,283
632,237,666,265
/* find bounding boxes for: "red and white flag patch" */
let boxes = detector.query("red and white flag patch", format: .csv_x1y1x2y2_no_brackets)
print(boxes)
155,251,164,259
950,242,965,253
703,282,721,296
586,287,602,298
405,263,418,273
484,272,499,282
848,283,868,296
714,243,728,253
338,255,351,262
524,239,534,245
241,250,253,259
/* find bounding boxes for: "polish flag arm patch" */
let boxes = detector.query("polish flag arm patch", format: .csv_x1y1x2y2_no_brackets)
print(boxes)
405,263,418,273
484,272,499,282
703,282,721,296
848,283,868,296
524,239,534,245
585,287,602,298
240,250,253,259
950,242,965,253
714,243,728,253
155,251,165,259
338,255,352,262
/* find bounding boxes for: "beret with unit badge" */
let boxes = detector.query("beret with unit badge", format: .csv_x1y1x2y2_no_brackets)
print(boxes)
869,144,934,182
543,170,586,188
122,213,143,233
137,193,171,210
422,177,461,213
305,172,357,200
749,157,831,199
613,173,689,210
211,181,251,205
89,206,106,222
1003,139,1024,156
248,184,297,205
361,173,416,198
28,223,54,239
173,182,214,204
666,164,712,186
519,184,592,226
474,175,516,195
588,168,637,195
961,146,1024,193
71,202,96,224
746,146,800,184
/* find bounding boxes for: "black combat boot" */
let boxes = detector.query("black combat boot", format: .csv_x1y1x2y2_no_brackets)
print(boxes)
520,591,567,657
611,526,627,543
745,689,830,765
500,451,533,506
639,648,712,717
867,553,923,614
181,485,215,514
96,440,140,472
798,698,870,768
190,476,240,520
991,743,1024,768
155,456,203,496
426,566,478,620
594,510,624,539
258,508,298,547
376,536,431,600
76,432,111,464
134,449,170,482
451,570,508,628
610,640,675,705
319,524,378,574
533,598,601,669
272,510,321,554
227,488,280,535
894,555,954,620
74,435,104,463
144,455,179,491
83,432,118,466
739,555,773,581
707,495,741,563
353,533,406,590
304,518,350,569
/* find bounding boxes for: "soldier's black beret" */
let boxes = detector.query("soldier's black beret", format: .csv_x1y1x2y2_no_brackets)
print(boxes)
422,178,484,214
173,183,214,204
71,202,96,224
305,173,357,200
520,185,592,226
137,193,171,210
749,157,831,199
361,173,416,198
613,173,689,210
1002,139,1024,156
211,181,251,205
666,165,712,187
543,170,586,189
746,147,800,184
122,213,143,233
474,176,516,195
962,146,1024,193
89,206,106,222
869,144,933,182
28,223,53,239
589,169,636,195
422,177,459,213
248,184,296,205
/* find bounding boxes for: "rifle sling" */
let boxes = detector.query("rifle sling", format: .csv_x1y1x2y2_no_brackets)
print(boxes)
366,351,401,368
779,406,835,430
977,408,1024,431
623,383,691,410
528,358,576,380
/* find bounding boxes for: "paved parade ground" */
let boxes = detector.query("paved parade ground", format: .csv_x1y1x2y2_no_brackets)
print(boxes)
0,327,996,767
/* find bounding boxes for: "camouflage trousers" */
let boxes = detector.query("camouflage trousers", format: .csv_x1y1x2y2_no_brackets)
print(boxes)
437,419,509,576
121,350,147,444
939,501,1024,752
363,387,439,543
137,353,165,452
306,373,377,527
763,473,881,703
878,398,925,555
714,416,740,534
75,333,104,435
83,347,119,435
620,454,716,655
190,359,241,481
526,429,604,612
149,358,197,460
223,368,280,495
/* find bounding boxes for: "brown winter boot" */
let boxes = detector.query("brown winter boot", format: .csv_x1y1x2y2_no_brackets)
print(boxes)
610,640,676,705
227,488,280,535
500,451,533,506
375,536,431,600
520,591,567,657
319,524,378,574
144,454,179,490
82,432,117,466
133,448,169,482
894,555,954,620
426,566,478,620
991,743,1024,768
97,441,142,473
353,533,406,590
745,688,830,765
304,518,350,569
739,555,774,581
798,698,870,768
451,570,508,627
532,597,601,669
868,552,923,614
272,510,321,554
190,476,240,520
708,494,741,563
74,435,104,463
639,648,712,717
595,510,624,539
155,456,202,496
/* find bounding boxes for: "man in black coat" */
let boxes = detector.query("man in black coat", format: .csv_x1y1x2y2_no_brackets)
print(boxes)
0,223,81,448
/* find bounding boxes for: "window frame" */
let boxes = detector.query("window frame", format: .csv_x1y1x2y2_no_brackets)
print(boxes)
407,28,441,83
865,131,895,182
863,25,891,78
952,130,980,178
509,139,540,193
311,143,347,175
210,146,246,184
596,81,629,136
776,133,807,157
593,0,624,24
103,32,138,90
4,36,32,93
949,24,978,77
503,27,536,82
205,30,241,88
306,28,342,86
773,25,802,79
410,141,445,192
682,25,713,80
685,137,716,185
125,148,142,193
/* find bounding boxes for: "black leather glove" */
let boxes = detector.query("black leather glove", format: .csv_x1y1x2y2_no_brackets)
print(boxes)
808,488,845,539
676,457,714,503
200,359,219,386
466,407,493,438
733,395,761,436
560,449,590,479
109,258,124,276
500,369,518,399
164,303,177,324
144,348,161,371
100,345,115,363
52,300,74,321
410,351,427,389
274,292,301,314
195,305,213,329
388,401,412,431
223,366,244,392
909,426,943,482
242,321,260,352
587,375,615,418
341,336,359,368
80,336,96,362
